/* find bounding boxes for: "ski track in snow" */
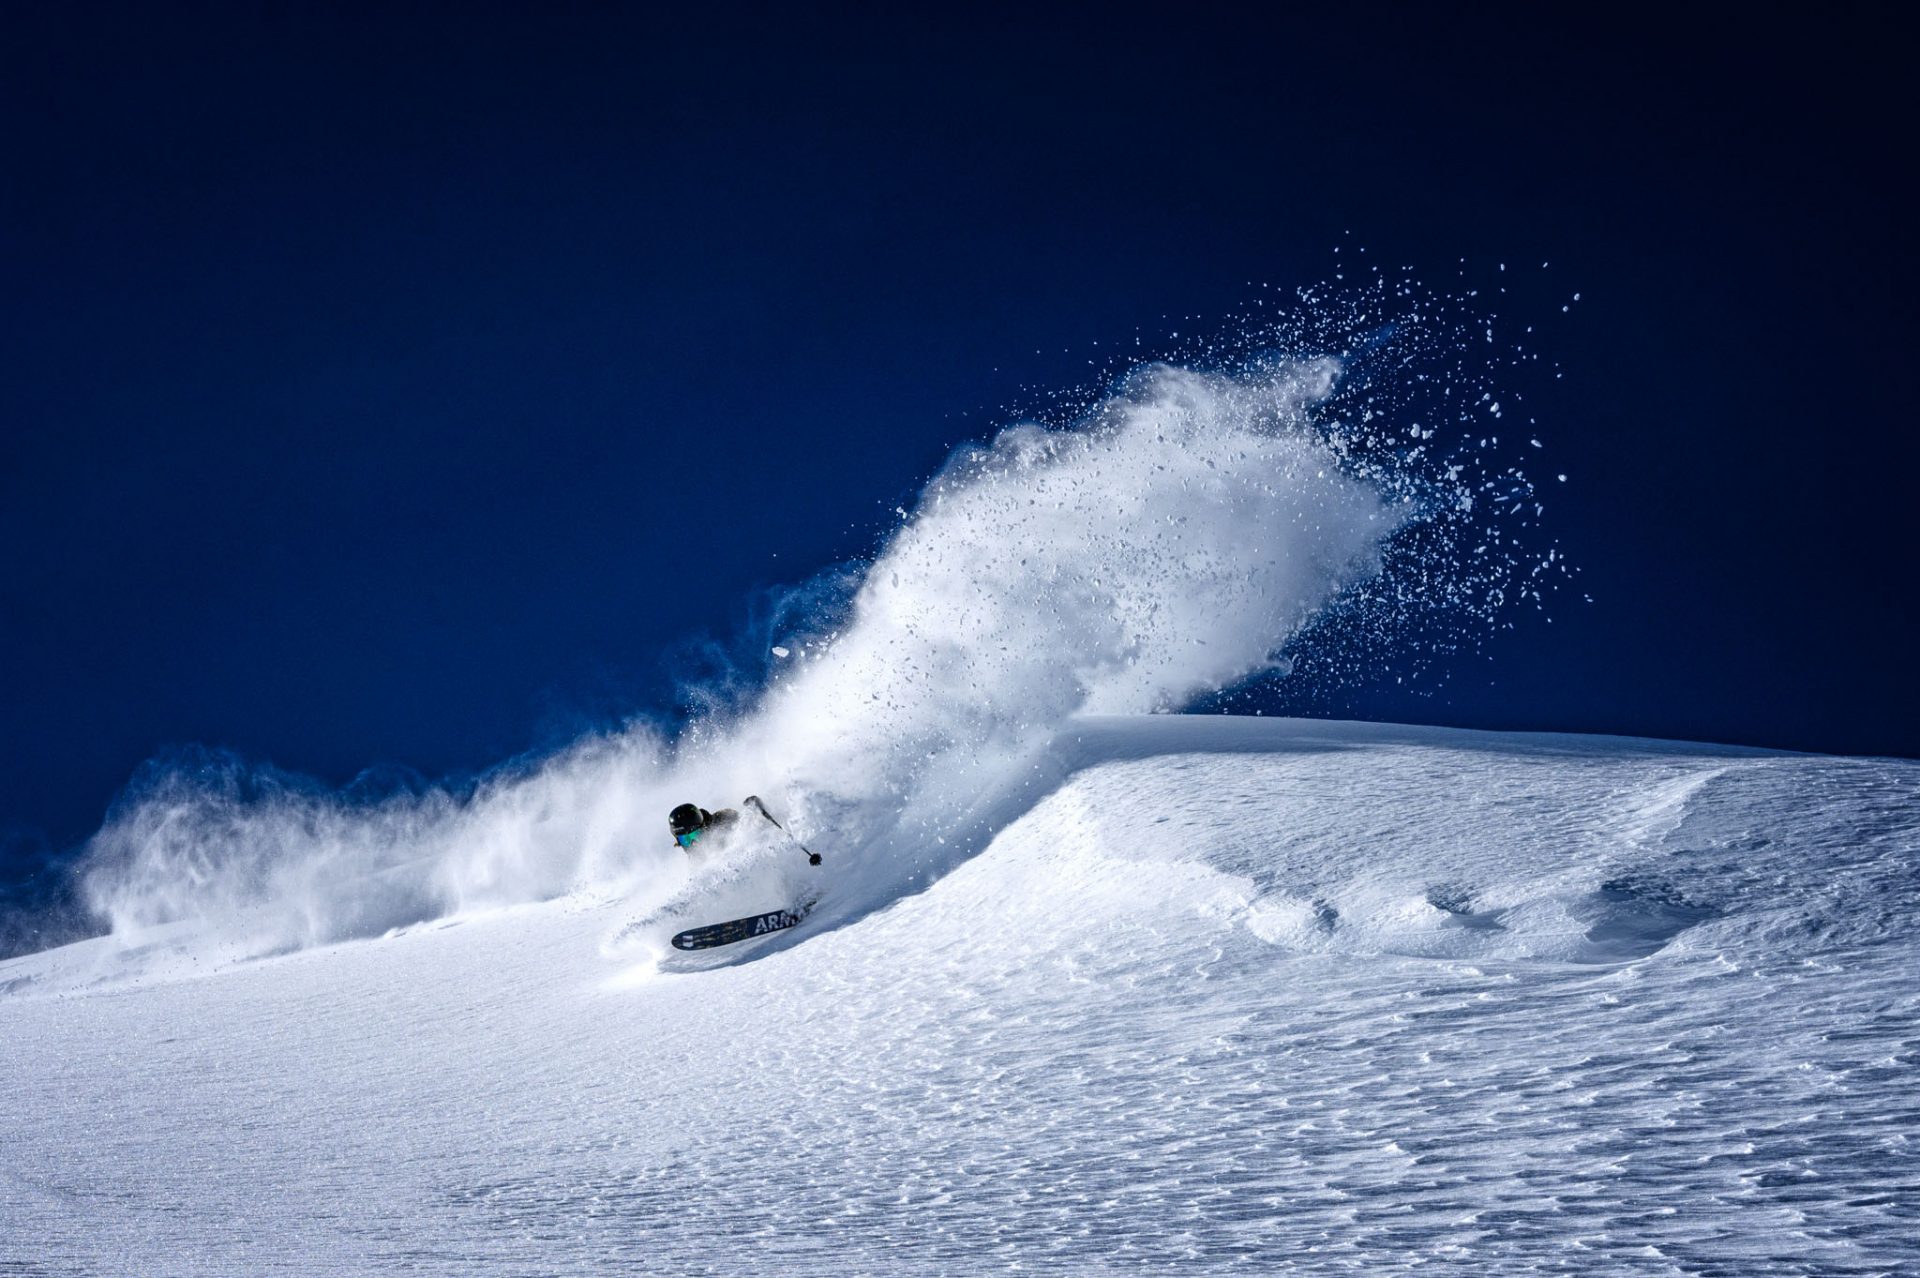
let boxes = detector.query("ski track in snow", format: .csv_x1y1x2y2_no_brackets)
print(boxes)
3,716,1918,1276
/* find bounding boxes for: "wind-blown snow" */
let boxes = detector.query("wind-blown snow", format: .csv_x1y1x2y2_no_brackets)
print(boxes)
5,716,1915,1274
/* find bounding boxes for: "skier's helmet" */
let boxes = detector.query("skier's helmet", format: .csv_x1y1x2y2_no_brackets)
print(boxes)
668,803,708,840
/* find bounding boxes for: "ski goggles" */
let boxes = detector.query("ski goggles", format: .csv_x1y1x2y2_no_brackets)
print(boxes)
675,828,704,849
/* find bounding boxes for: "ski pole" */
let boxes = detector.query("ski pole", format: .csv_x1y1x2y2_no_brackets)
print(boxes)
744,795,822,865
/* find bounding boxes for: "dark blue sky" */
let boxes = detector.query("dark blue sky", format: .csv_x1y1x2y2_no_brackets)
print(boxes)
3,4,1913,893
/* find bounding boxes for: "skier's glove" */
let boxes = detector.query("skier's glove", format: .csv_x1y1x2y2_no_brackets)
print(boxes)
808,852,823,866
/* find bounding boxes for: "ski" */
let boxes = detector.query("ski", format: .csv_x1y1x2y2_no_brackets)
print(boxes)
670,904,809,951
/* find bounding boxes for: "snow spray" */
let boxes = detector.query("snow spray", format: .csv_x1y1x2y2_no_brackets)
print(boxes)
78,281,1567,958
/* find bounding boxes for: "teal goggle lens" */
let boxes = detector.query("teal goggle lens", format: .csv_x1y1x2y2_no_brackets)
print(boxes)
676,828,703,848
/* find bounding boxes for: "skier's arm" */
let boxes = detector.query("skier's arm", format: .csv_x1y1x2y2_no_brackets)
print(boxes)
744,795,823,865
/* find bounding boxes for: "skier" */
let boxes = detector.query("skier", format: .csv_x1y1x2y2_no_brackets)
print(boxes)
668,797,822,865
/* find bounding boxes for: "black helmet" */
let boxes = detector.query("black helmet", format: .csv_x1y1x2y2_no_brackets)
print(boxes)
668,803,709,838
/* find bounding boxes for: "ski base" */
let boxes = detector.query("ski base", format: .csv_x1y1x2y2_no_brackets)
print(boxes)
670,905,808,951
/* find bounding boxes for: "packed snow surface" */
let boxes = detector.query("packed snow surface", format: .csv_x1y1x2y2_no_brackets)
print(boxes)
5,715,1916,1275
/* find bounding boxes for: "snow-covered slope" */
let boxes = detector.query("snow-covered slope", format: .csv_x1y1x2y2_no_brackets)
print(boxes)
5,715,1915,1275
